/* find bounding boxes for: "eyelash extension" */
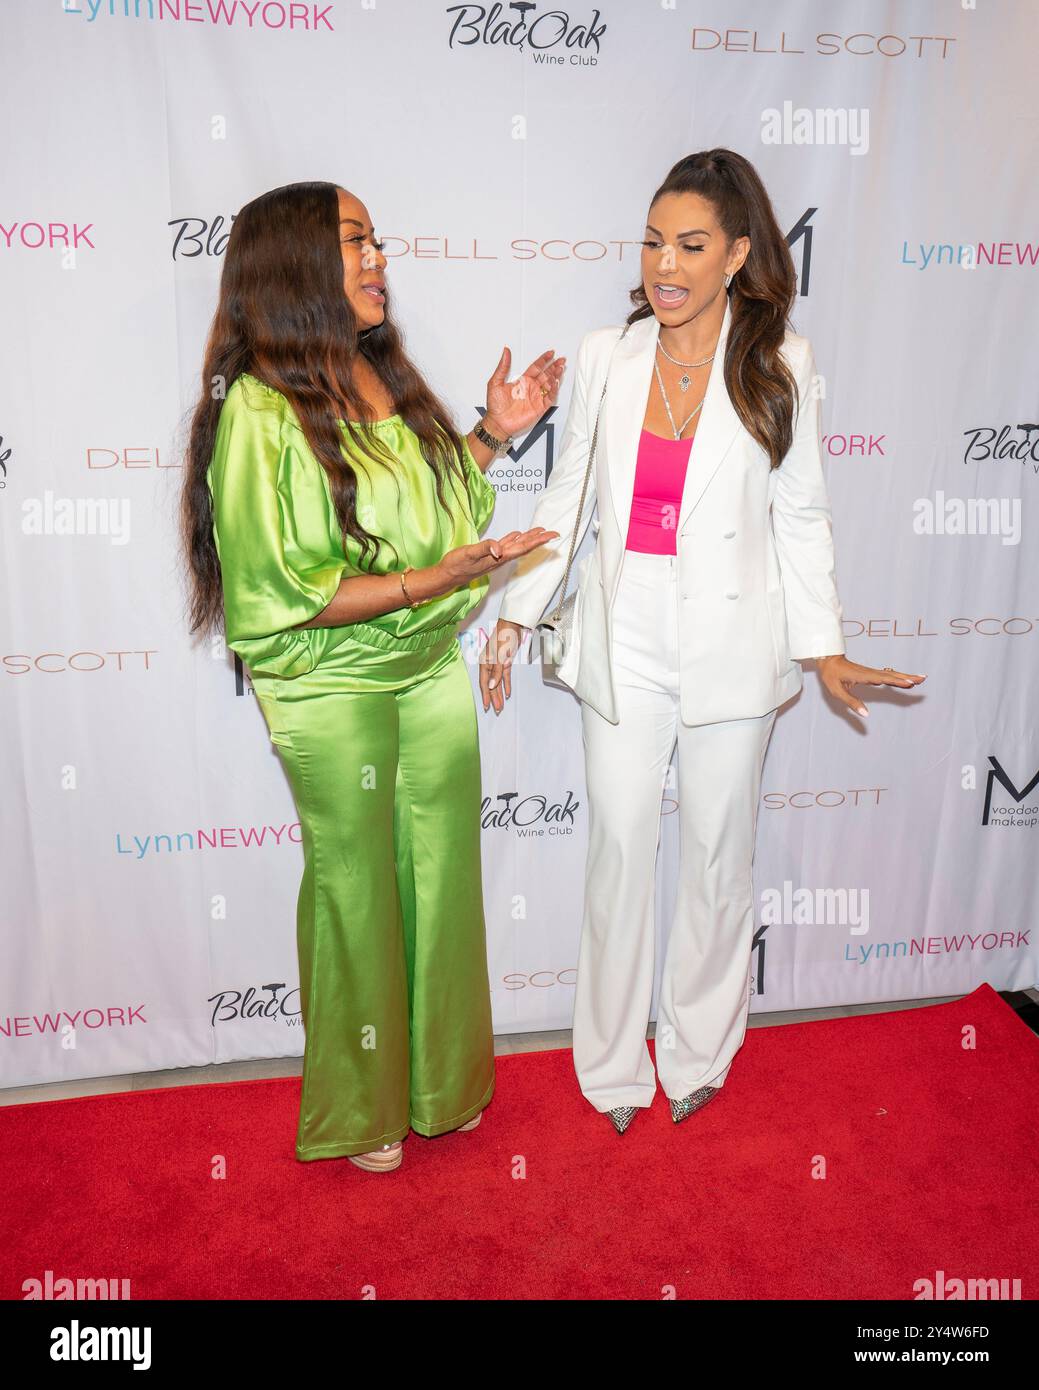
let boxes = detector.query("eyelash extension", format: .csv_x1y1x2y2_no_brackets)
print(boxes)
640,239,704,252
344,234,386,251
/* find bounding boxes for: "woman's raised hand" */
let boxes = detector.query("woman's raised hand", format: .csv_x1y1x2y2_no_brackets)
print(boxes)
484,348,567,438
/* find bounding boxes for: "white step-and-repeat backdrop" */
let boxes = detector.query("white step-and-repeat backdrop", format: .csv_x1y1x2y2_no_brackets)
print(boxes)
3,0,1037,1087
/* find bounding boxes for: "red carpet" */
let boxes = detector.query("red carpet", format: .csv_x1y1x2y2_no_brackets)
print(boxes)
3,983,1036,1300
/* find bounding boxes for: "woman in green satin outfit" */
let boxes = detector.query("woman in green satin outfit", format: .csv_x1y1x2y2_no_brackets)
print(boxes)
181,182,563,1171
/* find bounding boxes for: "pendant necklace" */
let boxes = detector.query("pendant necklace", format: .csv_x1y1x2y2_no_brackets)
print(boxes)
656,338,715,393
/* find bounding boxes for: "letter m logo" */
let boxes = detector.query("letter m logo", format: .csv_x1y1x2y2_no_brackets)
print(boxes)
477,405,557,481
983,756,1039,826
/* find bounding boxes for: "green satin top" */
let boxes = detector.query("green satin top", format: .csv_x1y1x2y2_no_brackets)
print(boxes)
206,372,497,683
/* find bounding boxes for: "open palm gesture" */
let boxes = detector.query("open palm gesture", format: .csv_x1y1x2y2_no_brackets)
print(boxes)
485,348,567,439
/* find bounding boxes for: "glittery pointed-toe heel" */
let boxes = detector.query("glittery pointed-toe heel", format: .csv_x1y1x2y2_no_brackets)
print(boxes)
348,1141,404,1172
607,1105,638,1135
669,1086,719,1123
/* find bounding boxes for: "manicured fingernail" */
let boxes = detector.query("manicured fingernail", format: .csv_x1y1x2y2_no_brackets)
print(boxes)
858,707,869,717
488,678,497,689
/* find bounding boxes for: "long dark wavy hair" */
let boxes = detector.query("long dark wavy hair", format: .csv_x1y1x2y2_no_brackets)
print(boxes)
181,180,470,640
628,149,801,471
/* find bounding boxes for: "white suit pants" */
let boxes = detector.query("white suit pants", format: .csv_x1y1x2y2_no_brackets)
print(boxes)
573,548,777,1111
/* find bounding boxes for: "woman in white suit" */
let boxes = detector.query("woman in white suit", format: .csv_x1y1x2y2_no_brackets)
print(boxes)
479,150,925,1134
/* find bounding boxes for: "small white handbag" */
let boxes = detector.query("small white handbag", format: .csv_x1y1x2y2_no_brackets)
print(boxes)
536,325,629,675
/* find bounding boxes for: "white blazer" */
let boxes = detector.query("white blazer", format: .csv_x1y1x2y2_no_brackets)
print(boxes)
496,296,847,726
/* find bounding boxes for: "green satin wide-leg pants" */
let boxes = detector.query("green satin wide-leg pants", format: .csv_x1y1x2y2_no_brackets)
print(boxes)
254,628,495,1161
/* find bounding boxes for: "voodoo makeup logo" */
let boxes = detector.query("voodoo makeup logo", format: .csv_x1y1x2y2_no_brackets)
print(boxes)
0,432,10,490
788,208,815,295
472,401,559,491
231,651,252,697
981,756,1039,828
750,923,770,998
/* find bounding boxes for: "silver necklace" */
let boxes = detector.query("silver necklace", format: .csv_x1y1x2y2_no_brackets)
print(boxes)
656,337,715,392
653,359,704,440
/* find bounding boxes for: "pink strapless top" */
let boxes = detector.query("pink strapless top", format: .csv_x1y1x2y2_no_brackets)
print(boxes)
624,428,693,555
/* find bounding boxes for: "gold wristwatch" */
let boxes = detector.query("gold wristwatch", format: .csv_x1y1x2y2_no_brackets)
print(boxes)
473,417,513,457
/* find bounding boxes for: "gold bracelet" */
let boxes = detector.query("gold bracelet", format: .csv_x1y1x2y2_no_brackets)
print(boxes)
400,565,419,608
